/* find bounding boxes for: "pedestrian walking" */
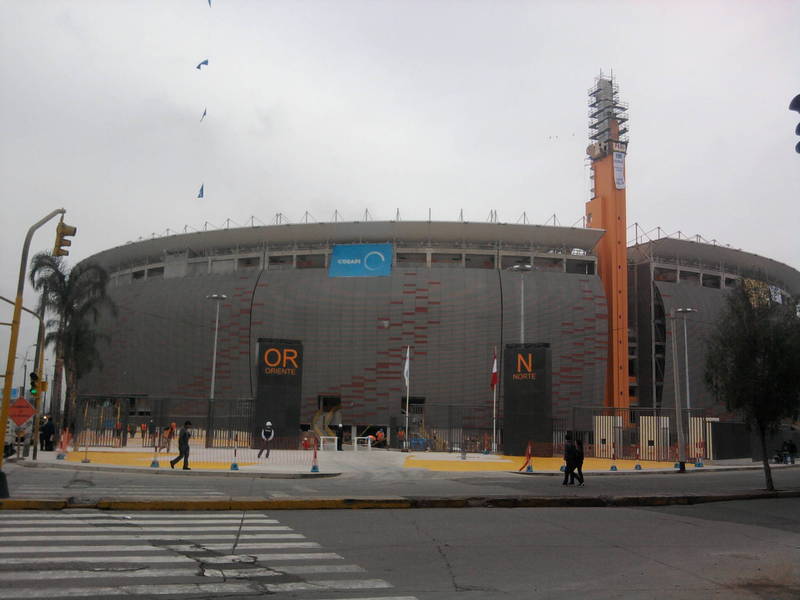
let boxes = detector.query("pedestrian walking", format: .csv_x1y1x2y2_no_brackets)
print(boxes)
788,439,798,464
40,416,55,451
157,426,174,453
562,433,583,486
169,421,192,470
258,421,274,458
570,438,586,486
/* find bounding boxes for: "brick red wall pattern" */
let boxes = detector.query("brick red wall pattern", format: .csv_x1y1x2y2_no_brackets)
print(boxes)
81,268,608,426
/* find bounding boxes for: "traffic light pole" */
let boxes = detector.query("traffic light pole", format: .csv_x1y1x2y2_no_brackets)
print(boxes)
0,208,65,498
31,318,46,461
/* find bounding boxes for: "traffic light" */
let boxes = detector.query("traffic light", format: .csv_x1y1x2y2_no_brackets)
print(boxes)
53,219,77,256
791,94,800,154
29,372,39,397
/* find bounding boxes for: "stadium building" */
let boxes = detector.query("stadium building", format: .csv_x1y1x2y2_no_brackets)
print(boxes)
76,77,800,458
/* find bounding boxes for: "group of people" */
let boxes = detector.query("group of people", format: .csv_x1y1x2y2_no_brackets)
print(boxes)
163,420,275,471
778,439,798,464
562,433,585,486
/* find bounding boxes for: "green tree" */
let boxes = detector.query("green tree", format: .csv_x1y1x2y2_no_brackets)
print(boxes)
29,253,116,432
704,284,800,490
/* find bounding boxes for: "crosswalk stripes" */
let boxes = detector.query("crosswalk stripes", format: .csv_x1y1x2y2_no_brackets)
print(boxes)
0,511,418,599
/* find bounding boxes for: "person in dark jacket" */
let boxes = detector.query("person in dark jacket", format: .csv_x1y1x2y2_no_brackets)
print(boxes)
562,434,582,486
169,421,192,470
40,417,55,451
258,421,275,458
570,438,586,486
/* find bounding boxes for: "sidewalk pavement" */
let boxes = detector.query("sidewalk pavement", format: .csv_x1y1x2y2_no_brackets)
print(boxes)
17,444,764,475
6,447,798,511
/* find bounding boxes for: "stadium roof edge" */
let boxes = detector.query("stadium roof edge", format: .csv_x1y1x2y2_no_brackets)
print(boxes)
630,237,800,296
83,221,607,268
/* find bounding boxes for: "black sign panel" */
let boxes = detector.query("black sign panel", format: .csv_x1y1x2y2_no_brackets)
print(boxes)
256,339,303,444
503,343,551,456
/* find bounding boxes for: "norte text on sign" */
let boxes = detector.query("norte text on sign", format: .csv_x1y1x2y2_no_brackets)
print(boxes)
513,353,538,380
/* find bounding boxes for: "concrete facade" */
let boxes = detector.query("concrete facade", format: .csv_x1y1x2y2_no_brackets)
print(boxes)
79,222,608,431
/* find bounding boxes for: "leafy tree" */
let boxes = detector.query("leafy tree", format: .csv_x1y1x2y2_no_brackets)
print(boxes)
705,284,800,490
29,253,116,432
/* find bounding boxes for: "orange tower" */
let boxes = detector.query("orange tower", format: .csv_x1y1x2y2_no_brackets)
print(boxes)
585,75,630,409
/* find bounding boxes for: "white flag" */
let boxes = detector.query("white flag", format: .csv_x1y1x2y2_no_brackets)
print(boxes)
403,346,410,390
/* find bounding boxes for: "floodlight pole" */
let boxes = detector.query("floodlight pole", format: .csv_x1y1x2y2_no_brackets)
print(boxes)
0,209,66,498
492,346,497,454
670,308,688,472
206,293,227,448
678,308,697,411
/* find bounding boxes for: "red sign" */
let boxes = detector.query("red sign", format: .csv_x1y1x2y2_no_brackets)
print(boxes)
8,398,35,427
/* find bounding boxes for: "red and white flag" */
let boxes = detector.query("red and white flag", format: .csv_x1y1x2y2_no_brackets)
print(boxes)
490,349,498,389
403,346,410,390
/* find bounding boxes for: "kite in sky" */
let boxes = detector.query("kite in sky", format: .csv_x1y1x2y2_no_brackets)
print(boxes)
197,184,204,199
196,59,209,70
201,108,207,121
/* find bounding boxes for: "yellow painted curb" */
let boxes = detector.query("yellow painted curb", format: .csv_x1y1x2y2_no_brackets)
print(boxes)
96,498,235,511
0,499,67,510
91,498,414,511
405,455,688,472
259,498,412,510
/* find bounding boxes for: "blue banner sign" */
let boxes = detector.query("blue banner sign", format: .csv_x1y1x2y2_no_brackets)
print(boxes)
328,243,393,277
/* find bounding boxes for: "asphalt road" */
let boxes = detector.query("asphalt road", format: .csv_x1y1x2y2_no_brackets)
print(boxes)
276,498,800,599
0,500,797,599
5,462,800,502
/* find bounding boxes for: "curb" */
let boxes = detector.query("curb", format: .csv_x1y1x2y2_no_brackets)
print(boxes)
512,463,800,476
2,490,799,511
12,461,340,479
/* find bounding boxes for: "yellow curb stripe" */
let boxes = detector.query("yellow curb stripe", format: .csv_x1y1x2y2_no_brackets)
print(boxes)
0,500,67,510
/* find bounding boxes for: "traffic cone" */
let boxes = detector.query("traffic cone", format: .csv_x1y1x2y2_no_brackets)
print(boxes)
610,444,617,471
56,430,70,460
518,442,533,473
310,444,320,473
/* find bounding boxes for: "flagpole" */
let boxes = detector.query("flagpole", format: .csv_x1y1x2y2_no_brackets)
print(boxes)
492,346,497,454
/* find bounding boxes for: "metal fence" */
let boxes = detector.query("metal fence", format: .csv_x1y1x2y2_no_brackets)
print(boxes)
72,397,714,461
391,404,498,453
74,396,262,449
556,406,712,462
71,396,315,468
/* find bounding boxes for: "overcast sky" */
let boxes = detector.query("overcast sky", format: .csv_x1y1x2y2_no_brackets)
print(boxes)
1,0,799,383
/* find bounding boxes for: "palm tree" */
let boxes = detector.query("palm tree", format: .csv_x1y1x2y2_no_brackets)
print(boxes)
29,253,116,432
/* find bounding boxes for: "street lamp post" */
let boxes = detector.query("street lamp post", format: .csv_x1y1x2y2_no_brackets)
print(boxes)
676,308,697,411
669,307,695,472
509,264,532,344
206,293,227,448
677,307,697,463
497,263,532,454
